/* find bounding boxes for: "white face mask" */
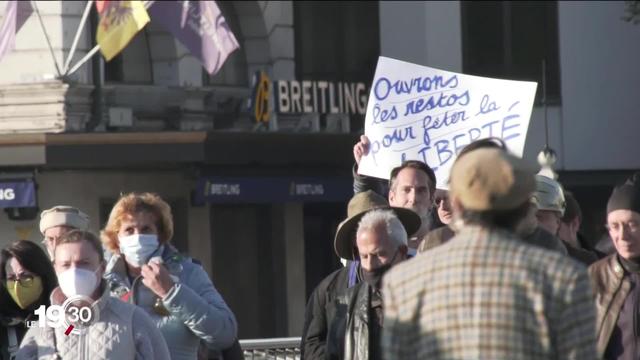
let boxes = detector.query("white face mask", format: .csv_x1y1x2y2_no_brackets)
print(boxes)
118,234,160,267
58,268,99,298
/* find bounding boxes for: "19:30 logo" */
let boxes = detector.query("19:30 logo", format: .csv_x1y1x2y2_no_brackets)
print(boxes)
27,295,99,335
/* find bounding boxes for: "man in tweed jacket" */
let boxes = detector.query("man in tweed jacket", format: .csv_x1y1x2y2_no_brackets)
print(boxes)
381,148,597,360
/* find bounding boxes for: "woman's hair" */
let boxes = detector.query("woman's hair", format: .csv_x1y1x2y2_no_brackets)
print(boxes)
0,240,58,316
101,192,174,252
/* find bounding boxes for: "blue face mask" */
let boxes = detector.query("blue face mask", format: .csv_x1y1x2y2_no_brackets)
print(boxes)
118,234,160,267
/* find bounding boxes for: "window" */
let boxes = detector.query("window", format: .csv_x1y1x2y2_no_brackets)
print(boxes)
104,28,154,84
294,1,379,131
461,1,560,103
202,1,248,87
294,1,380,83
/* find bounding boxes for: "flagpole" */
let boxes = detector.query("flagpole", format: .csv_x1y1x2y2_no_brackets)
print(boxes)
66,0,156,77
66,45,100,76
63,0,94,74
31,0,62,77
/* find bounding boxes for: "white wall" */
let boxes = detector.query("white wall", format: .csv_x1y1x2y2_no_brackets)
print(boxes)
0,170,213,277
0,0,90,84
379,0,640,172
379,1,462,72
558,1,640,170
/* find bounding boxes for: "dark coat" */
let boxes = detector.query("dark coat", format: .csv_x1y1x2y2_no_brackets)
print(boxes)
352,164,388,196
0,320,27,360
301,265,357,360
417,226,455,253
589,254,630,358
326,283,381,360
522,226,567,254
565,242,599,266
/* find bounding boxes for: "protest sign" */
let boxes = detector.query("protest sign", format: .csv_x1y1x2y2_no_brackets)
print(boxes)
358,56,537,189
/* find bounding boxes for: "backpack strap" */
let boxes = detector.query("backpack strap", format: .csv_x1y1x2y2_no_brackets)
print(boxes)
6,327,18,360
347,260,359,288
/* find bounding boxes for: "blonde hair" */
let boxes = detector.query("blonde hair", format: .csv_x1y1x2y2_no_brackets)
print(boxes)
100,192,174,252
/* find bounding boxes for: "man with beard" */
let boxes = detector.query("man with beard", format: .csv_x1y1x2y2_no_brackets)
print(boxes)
353,136,437,254
387,161,436,254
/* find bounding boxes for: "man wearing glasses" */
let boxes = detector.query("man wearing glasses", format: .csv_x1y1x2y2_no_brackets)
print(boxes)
418,188,455,252
590,172,640,359
39,206,90,260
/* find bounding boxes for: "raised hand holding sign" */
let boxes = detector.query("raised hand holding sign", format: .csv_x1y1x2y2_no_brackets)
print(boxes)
358,57,538,189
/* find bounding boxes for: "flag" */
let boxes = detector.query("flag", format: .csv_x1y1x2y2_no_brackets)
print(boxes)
0,0,32,62
96,0,110,14
149,1,240,75
96,0,150,61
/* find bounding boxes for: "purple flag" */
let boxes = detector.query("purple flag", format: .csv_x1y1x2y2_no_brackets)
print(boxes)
0,0,32,62
149,0,240,75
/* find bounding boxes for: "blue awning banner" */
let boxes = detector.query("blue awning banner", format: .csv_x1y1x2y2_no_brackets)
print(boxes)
194,177,352,204
0,180,36,208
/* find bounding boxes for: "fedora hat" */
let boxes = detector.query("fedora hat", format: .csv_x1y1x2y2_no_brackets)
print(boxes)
334,190,421,260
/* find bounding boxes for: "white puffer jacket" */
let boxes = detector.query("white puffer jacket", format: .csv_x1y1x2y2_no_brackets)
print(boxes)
16,284,170,360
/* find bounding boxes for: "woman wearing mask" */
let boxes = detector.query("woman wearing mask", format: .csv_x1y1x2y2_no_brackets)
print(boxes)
0,241,57,360
101,192,237,360
17,230,169,359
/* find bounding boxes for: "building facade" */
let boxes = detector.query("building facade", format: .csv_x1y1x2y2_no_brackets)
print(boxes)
0,0,638,338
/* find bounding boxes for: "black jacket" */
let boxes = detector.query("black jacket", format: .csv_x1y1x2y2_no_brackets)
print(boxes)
301,265,357,360
326,282,382,360
0,319,27,360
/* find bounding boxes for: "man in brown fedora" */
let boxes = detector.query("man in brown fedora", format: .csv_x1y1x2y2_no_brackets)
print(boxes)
326,207,419,360
382,148,597,360
300,190,420,360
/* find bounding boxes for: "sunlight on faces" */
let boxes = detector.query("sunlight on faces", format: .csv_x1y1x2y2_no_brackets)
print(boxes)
536,210,561,236
435,189,452,225
43,225,74,256
356,227,399,272
6,257,34,281
389,167,433,219
608,209,640,260
117,212,160,239
54,241,103,278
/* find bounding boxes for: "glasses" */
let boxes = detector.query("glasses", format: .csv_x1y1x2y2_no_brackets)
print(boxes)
435,196,450,207
606,222,640,234
6,274,36,288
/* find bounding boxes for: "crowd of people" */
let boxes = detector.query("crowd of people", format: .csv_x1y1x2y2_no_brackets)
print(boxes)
302,135,636,360
0,193,239,360
0,134,637,360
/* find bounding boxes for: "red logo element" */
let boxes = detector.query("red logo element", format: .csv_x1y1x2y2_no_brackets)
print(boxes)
64,325,74,336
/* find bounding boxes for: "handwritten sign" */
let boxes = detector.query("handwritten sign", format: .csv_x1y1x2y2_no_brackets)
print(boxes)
358,57,537,189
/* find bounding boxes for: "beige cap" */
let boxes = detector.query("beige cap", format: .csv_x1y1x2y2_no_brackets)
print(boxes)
39,206,90,234
450,148,536,211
